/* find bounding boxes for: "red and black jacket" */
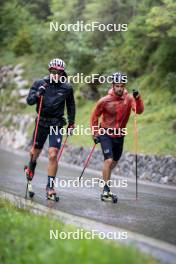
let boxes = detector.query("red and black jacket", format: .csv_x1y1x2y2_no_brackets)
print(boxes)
90,88,144,137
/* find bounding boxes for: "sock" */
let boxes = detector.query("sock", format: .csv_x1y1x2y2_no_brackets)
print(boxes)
29,160,37,172
47,176,55,188
103,183,110,192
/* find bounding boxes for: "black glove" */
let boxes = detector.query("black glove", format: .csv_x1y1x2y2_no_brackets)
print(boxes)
37,86,46,97
67,124,75,136
93,136,100,144
132,89,140,99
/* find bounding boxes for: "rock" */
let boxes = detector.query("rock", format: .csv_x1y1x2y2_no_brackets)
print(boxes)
18,98,27,104
16,80,28,89
140,173,151,181
160,176,168,184
0,114,33,149
18,89,29,97
13,64,24,75
14,76,22,83
11,90,18,97
0,64,28,91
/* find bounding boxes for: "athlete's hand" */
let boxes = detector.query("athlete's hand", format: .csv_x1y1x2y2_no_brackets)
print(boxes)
37,86,46,97
67,124,75,136
92,136,100,144
133,89,140,99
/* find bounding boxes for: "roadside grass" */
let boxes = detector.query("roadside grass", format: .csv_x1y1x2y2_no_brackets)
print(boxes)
0,198,159,264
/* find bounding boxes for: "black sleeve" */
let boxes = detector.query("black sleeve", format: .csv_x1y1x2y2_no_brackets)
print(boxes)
66,87,76,125
26,81,39,105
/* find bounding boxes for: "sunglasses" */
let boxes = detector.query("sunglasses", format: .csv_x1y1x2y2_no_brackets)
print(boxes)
50,70,64,75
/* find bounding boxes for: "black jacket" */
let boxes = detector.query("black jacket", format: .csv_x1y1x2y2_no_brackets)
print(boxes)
26,76,75,127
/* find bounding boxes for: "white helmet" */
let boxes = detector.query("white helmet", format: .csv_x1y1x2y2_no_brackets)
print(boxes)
48,58,66,71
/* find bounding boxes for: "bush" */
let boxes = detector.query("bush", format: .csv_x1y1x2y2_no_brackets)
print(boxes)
163,72,176,101
12,28,32,56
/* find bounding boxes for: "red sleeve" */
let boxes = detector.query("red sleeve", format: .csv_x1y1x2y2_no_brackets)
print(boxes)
90,99,105,136
131,96,144,114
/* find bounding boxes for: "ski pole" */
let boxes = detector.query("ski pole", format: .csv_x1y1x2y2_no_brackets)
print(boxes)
25,95,43,199
31,95,43,155
134,103,138,200
79,144,96,181
57,134,69,163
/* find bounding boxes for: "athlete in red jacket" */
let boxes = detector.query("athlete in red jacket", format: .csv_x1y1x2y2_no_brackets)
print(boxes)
90,72,144,200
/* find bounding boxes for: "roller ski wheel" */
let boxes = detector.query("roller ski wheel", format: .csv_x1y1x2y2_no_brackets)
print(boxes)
101,191,118,204
25,180,35,199
24,166,35,199
46,187,59,202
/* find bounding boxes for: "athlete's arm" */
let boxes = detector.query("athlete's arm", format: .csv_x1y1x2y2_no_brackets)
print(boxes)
131,94,144,114
26,81,40,105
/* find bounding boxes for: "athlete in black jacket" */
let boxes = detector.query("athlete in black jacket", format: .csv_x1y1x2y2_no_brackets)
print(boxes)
25,58,76,200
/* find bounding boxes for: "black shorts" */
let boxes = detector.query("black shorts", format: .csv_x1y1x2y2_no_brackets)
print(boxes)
99,134,124,161
32,125,63,149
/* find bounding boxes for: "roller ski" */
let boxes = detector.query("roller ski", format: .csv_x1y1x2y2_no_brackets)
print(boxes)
101,191,118,203
46,187,59,202
101,185,118,203
24,165,35,199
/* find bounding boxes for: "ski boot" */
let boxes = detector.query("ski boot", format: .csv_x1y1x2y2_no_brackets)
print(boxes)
101,185,118,203
46,187,59,202
24,163,36,199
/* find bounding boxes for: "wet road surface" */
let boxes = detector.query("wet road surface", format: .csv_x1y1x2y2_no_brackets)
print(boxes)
0,148,176,245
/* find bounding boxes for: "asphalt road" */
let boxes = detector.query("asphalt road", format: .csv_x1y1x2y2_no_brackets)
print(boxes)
0,148,176,245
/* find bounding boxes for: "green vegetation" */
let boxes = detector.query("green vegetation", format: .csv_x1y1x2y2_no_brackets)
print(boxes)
0,0,176,156
0,198,158,264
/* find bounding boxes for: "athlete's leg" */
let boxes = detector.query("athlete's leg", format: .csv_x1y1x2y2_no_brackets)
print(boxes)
99,134,114,192
48,147,59,177
46,127,62,190
102,158,114,182
108,136,124,178
26,125,48,180
111,160,118,170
